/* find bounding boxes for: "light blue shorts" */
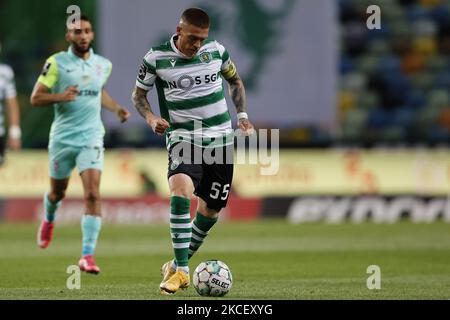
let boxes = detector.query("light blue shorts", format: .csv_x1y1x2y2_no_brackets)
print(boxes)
48,143,104,179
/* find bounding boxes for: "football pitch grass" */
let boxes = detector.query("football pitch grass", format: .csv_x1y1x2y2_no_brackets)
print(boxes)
0,220,449,300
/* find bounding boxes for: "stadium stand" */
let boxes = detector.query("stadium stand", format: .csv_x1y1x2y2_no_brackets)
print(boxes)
338,0,450,145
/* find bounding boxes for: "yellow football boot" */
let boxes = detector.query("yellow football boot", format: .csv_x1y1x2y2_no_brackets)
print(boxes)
160,269,190,295
160,260,176,287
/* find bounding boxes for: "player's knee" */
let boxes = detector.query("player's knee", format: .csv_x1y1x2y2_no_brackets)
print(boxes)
171,188,193,199
199,206,220,219
84,190,100,204
197,198,220,218
49,190,66,202
204,210,219,219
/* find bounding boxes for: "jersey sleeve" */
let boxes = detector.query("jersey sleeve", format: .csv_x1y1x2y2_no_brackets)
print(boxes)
216,41,236,80
37,55,59,89
135,49,157,90
103,60,113,86
3,65,17,99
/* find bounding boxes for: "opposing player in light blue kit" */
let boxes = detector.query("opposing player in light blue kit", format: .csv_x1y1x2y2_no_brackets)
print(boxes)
0,42,21,165
30,14,130,274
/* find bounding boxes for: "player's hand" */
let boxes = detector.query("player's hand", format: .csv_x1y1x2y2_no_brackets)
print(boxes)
238,118,255,136
116,107,130,123
7,137,21,150
147,115,170,136
61,85,79,102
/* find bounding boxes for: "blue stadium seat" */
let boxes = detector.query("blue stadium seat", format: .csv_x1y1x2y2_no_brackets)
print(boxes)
378,55,402,73
393,107,415,127
429,4,450,25
407,5,430,22
383,71,411,93
340,55,355,75
367,23,391,40
427,126,450,141
368,108,392,128
434,71,450,89
404,90,426,109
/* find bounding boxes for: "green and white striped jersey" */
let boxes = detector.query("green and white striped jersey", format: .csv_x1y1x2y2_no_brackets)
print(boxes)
136,35,236,149
0,64,17,137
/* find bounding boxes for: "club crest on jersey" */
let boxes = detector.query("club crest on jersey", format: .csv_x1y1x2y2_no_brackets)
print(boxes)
82,75,91,85
200,52,212,63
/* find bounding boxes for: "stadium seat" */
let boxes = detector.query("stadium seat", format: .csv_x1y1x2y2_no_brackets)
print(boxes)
341,108,369,139
378,55,402,73
356,55,379,74
339,0,450,144
407,5,431,22
402,52,426,74
357,90,380,110
341,72,368,91
413,37,438,56
427,89,450,108
425,54,448,72
429,4,450,25
368,39,391,55
410,71,435,90
412,18,437,37
340,55,355,74
438,106,450,131
393,107,415,127
368,108,392,128
404,90,426,109
434,70,450,88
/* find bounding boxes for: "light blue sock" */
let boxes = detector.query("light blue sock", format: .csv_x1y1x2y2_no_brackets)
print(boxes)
81,215,102,256
44,193,61,223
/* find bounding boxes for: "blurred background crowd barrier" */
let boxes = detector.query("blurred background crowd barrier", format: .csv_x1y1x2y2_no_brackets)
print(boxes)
1,0,450,223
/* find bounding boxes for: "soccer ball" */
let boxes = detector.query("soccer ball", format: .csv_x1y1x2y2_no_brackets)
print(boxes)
193,260,233,297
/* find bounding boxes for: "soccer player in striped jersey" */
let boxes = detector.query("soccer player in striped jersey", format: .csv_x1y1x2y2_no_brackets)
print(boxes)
132,7,254,294
31,15,130,274
0,44,21,165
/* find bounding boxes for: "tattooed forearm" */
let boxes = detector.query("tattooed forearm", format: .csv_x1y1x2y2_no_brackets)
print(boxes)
227,73,247,114
132,87,153,119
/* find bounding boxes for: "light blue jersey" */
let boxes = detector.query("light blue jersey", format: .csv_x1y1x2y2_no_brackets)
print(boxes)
38,46,112,147
0,63,17,137
38,46,112,179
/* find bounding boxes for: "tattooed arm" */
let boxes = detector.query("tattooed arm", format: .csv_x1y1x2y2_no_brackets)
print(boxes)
227,72,247,114
131,86,169,136
226,71,254,135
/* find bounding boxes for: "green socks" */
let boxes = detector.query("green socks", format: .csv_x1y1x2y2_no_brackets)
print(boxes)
170,196,192,268
188,212,218,259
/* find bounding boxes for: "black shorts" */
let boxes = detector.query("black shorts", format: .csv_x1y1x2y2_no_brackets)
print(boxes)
0,136,5,165
167,141,234,211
